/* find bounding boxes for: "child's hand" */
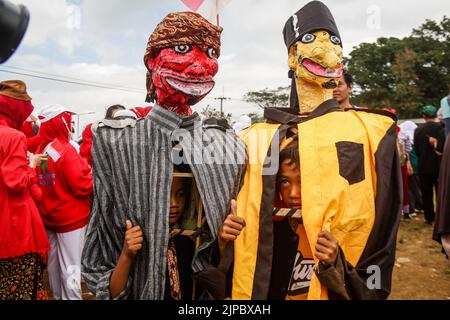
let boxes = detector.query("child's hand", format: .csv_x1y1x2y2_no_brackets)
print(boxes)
122,220,143,259
219,200,246,243
315,231,339,266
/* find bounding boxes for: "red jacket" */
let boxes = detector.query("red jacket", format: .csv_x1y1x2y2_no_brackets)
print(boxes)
0,124,50,260
80,123,93,167
130,106,152,119
27,133,41,153
37,139,93,233
21,119,36,138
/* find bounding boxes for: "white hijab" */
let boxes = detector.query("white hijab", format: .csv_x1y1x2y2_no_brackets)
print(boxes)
399,121,418,144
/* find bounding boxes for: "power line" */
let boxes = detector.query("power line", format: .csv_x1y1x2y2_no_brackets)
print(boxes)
2,65,145,92
0,67,250,102
0,69,146,94
204,96,244,102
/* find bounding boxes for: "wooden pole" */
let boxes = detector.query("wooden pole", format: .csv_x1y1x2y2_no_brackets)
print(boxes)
216,0,220,26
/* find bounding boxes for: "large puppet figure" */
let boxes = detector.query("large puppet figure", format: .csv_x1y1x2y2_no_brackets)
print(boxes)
81,12,246,300
231,1,402,300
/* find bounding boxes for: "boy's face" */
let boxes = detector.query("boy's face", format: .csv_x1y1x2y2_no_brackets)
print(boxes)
277,159,302,209
170,177,187,226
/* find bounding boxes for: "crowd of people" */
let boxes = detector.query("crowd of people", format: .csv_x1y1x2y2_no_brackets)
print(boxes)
1,2,449,302
1,78,448,301
0,87,154,299
334,73,449,225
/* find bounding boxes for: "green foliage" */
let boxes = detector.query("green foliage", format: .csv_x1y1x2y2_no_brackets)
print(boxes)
243,86,290,109
246,112,266,124
391,49,423,117
200,106,232,122
347,16,450,118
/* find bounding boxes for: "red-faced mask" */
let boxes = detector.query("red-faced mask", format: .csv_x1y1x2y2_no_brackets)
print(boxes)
147,45,219,116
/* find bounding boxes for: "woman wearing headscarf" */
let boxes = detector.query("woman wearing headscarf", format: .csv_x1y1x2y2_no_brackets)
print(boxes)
399,121,423,215
79,123,93,167
26,115,43,153
398,120,414,219
0,80,49,300
36,104,93,300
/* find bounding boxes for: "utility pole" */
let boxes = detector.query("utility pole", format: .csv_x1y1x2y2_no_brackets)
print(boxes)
214,96,231,117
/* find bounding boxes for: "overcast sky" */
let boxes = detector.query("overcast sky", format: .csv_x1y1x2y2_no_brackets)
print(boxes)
2,0,448,137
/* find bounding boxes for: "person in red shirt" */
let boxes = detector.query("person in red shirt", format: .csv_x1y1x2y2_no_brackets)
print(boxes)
79,105,127,167
21,117,37,138
0,80,50,300
36,104,93,300
27,130,41,153
26,114,42,153
79,123,93,167
130,106,152,119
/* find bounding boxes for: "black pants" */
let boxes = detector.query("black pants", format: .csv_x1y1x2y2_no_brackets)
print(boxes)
419,174,439,223
408,175,423,211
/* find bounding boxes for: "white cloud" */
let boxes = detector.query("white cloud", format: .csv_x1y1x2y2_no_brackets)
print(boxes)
10,0,83,55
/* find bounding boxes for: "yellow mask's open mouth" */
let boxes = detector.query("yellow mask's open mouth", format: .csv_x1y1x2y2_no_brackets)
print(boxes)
302,58,342,78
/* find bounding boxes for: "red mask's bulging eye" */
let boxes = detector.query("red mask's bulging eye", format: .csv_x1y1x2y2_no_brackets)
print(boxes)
207,47,218,58
173,45,192,54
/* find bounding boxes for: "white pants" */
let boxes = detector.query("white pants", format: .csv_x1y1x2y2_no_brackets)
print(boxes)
46,226,86,300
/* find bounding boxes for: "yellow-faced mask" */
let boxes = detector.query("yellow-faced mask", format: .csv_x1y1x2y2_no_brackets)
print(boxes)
289,30,343,88
283,1,344,114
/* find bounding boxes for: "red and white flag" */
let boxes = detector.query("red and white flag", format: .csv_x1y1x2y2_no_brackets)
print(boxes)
180,0,231,25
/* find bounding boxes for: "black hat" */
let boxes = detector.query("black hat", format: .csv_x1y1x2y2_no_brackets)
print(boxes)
283,1,341,51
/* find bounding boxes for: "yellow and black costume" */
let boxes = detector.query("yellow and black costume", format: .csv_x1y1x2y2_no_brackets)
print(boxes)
231,1,402,300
